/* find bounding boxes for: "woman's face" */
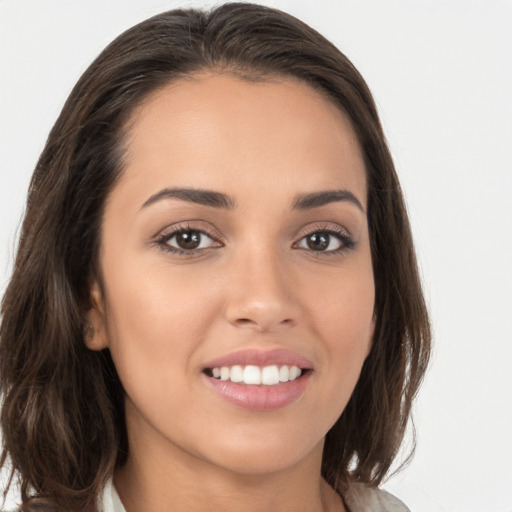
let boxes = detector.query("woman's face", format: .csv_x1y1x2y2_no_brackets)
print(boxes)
88,73,375,476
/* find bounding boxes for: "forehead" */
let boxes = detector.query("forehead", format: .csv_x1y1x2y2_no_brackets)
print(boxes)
117,72,366,207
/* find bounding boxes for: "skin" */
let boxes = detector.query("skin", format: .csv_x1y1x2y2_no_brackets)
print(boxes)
87,73,375,512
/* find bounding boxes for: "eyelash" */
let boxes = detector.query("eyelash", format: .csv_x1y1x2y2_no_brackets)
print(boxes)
294,225,355,255
154,224,221,256
154,223,355,257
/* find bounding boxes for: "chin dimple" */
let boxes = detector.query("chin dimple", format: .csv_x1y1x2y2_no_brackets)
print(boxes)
205,364,303,385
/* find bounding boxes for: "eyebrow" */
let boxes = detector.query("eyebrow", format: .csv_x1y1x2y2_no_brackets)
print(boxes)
292,189,365,212
141,187,235,210
141,187,364,213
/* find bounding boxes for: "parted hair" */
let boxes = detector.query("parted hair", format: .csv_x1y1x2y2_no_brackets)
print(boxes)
1,3,431,510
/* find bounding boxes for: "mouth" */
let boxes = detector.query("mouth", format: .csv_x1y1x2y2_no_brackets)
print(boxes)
203,364,311,386
201,349,313,410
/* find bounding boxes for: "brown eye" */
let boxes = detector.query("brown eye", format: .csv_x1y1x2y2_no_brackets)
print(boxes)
305,232,330,251
295,229,352,253
175,230,202,250
161,229,220,253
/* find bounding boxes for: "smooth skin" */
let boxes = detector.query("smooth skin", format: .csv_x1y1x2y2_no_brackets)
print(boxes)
87,73,375,512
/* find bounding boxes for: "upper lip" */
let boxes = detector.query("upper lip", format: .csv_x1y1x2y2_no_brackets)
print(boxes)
203,348,313,370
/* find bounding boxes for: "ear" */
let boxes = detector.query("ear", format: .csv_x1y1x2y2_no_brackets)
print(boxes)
84,279,109,351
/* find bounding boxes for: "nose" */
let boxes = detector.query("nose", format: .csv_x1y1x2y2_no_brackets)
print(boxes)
224,247,299,333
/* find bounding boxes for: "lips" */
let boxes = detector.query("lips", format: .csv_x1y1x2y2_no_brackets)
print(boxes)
202,348,313,410
203,348,313,370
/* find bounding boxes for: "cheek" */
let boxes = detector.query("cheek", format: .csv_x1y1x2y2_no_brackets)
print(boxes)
304,261,375,406
100,259,218,398
308,264,375,348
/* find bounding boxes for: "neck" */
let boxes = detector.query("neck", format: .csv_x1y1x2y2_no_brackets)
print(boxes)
113,435,344,512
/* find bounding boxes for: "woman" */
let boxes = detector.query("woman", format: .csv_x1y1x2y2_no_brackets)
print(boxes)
0,3,431,511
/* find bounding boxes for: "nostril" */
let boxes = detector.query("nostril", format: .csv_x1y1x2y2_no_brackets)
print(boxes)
233,317,295,331
236,318,253,325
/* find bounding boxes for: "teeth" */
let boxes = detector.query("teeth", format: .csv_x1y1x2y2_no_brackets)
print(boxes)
211,365,303,385
230,365,243,383
243,365,261,385
262,365,280,385
289,365,301,380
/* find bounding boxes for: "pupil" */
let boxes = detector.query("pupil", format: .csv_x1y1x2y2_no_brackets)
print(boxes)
176,231,200,250
307,232,329,251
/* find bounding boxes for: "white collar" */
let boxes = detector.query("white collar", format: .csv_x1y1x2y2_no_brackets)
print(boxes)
98,477,126,512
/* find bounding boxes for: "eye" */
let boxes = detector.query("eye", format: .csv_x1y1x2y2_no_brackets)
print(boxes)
157,227,221,254
295,228,353,253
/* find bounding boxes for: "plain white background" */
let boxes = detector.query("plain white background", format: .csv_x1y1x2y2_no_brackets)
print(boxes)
1,1,511,510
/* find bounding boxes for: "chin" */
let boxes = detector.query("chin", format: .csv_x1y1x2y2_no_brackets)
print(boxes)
198,433,324,477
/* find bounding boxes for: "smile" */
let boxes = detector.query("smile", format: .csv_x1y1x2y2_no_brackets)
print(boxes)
202,349,313,410
206,364,303,386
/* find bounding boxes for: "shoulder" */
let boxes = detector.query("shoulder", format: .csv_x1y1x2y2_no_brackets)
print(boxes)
342,482,410,512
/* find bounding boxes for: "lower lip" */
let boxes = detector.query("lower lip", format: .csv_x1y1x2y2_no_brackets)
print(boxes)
203,372,311,411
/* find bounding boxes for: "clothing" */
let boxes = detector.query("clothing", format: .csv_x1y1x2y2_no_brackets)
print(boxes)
342,483,411,512
98,478,410,512
99,479,125,512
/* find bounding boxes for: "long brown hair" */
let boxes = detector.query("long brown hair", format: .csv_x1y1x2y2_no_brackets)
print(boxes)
1,3,431,510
